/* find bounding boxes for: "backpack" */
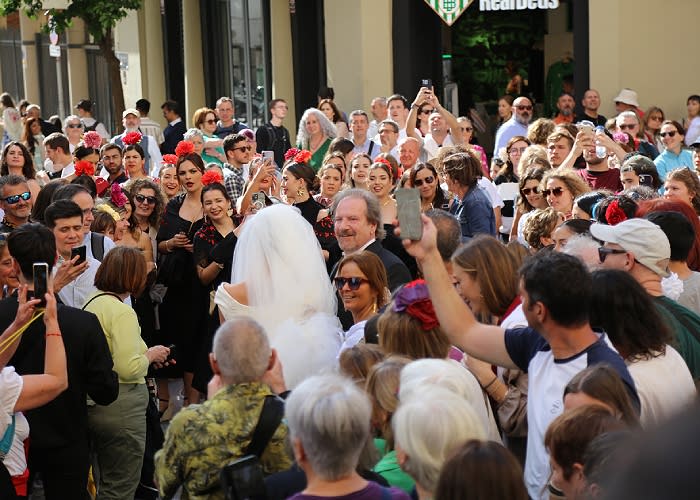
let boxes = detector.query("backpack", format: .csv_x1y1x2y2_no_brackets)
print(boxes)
82,119,102,133
91,232,105,261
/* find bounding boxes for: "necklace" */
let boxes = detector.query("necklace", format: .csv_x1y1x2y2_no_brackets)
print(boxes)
381,198,395,207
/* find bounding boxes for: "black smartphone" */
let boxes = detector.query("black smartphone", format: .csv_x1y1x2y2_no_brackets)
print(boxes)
220,455,267,500
33,262,48,307
166,344,177,363
71,245,87,265
395,188,423,241
421,78,432,89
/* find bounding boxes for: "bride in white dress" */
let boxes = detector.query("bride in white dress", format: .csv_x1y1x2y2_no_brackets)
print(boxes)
214,204,343,388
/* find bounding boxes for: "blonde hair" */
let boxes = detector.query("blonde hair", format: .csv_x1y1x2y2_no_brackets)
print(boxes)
365,356,411,450
523,207,563,249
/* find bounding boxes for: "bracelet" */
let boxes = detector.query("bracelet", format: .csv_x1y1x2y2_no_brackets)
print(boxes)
410,103,419,109
214,262,224,270
165,240,171,252
482,376,498,390
45,332,62,337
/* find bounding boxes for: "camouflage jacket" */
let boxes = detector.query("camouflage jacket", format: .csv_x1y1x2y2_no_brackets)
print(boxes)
154,381,292,499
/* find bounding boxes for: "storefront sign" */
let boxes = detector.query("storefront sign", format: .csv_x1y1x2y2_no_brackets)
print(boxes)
479,0,559,10
424,0,474,26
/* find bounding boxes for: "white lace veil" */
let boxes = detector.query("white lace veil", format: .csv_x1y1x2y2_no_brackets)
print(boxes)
231,204,341,386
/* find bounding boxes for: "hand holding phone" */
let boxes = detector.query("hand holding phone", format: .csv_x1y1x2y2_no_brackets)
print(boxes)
33,263,49,307
71,245,87,265
396,188,423,241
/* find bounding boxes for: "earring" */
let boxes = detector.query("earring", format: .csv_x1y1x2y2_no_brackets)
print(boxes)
203,214,209,224
372,302,378,314
297,187,306,197
227,207,233,217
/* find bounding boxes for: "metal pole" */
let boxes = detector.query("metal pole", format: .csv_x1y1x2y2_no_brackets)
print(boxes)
56,52,65,119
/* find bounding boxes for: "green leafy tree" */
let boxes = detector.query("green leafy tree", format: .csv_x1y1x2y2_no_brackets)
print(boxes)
0,0,143,130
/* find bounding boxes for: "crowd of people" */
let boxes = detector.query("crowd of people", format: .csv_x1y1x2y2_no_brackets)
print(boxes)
0,83,699,500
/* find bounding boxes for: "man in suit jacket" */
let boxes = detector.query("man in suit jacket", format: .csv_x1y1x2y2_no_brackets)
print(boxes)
3,224,118,499
330,189,411,328
161,99,187,154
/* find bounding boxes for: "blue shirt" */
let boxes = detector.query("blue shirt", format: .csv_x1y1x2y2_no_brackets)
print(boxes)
494,117,528,156
450,186,496,240
654,148,694,181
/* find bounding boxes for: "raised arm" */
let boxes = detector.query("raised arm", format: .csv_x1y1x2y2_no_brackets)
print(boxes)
431,94,463,144
406,88,430,140
398,216,518,369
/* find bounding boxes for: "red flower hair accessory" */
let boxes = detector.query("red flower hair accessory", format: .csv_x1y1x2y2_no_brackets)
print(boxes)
83,131,102,150
392,279,440,331
175,140,195,157
284,148,300,161
123,131,142,146
110,183,128,208
74,160,95,177
374,157,391,168
612,132,629,143
201,170,223,186
162,154,179,166
294,150,312,164
605,200,627,225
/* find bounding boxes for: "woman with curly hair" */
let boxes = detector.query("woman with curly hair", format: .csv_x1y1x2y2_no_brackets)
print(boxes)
663,167,700,215
526,118,556,146
318,98,349,139
540,169,591,220
510,167,549,244
523,207,564,250
297,108,338,172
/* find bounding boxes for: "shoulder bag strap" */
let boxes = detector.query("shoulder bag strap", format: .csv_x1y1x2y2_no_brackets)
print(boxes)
81,292,122,310
244,395,285,458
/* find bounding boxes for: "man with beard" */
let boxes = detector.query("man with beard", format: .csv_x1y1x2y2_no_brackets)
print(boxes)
553,93,575,125
494,96,533,156
572,129,624,191
0,175,32,232
99,143,127,185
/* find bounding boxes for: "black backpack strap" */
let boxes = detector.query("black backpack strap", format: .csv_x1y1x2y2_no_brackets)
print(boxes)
91,232,105,261
244,395,285,458
82,292,122,310
367,140,375,157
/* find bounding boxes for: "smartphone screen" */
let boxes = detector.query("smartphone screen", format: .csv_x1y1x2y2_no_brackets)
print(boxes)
421,78,432,88
262,150,274,162
33,263,48,307
396,188,423,241
71,245,87,265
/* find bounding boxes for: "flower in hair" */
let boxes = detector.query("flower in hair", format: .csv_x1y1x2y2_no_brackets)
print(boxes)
284,148,300,161
123,131,142,146
392,279,440,331
374,157,391,168
605,200,627,225
110,183,128,208
201,170,223,186
612,132,629,143
83,131,102,150
162,154,179,166
74,160,95,177
175,140,195,157
294,150,312,164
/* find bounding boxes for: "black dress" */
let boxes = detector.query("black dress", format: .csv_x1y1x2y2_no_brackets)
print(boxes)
191,220,236,393
155,194,205,377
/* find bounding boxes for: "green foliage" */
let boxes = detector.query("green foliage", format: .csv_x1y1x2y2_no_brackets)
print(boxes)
0,0,143,40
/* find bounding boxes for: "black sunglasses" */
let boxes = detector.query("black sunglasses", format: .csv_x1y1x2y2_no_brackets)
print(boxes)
542,187,565,197
659,131,677,138
3,192,31,204
233,145,252,152
414,176,435,187
333,277,369,291
135,194,157,205
521,187,539,196
598,247,626,263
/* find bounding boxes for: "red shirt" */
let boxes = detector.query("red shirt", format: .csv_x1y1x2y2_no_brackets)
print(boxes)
576,168,623,192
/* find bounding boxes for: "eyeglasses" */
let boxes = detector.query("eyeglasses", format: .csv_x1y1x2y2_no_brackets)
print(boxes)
420,109,435,115
414,176,435,187
659,131,677,138
598,247,627,263
521,187,539,196
3,192,30,204
542,187,566,197
515,105,532,111
233,146,253,152
67,123,83,129
135,194,157,205
509,147,527,155
619,124,636,131
333,277,369,290
204,119,216,125
460,126,473,132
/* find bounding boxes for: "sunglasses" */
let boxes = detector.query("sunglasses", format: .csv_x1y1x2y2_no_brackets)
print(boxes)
598,247,626,263
414,176,435,187
521,186,539,196
333,277,369,290
135,194,157,205
204,119,216,125
3,191,30,204
420,109,435,115
460,126,473,132
233,146,253,152
542,187,566,197
619,124,636,131
66,123,83,129
515,105,533,111
659,131,677,138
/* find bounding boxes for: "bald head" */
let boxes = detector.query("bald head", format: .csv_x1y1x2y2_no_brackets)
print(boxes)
513,97,533,125
212,317,271,383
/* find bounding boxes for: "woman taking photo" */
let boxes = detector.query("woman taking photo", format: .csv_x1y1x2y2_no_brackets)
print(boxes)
192,172,237,394
510,167,548,244
409,163,450,212
156,149,206,409
315,160,344,207
335,251,389,351
296,108,337,172
193,107,225,166
540,168,591,220
21,117,44,171
1,142,41,201
445,152,496,239
415,102,434,137
318,99,349,139
84,247,171,500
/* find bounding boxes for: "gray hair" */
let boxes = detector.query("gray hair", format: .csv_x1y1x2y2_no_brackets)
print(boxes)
286,374,371,481
425,209,461,262
393,387,486,493
183,128,204,142
63,114,82,132
0,174,28,198
372,97,388,107
349,110,369,122
331,188,386,240
563,234,602,271
296,108,338,147
212,317,271,383
616,111,640,126
379,119,399,133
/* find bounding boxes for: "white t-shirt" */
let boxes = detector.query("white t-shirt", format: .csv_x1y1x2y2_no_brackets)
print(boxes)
423,133,454,160
1,366,30,476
